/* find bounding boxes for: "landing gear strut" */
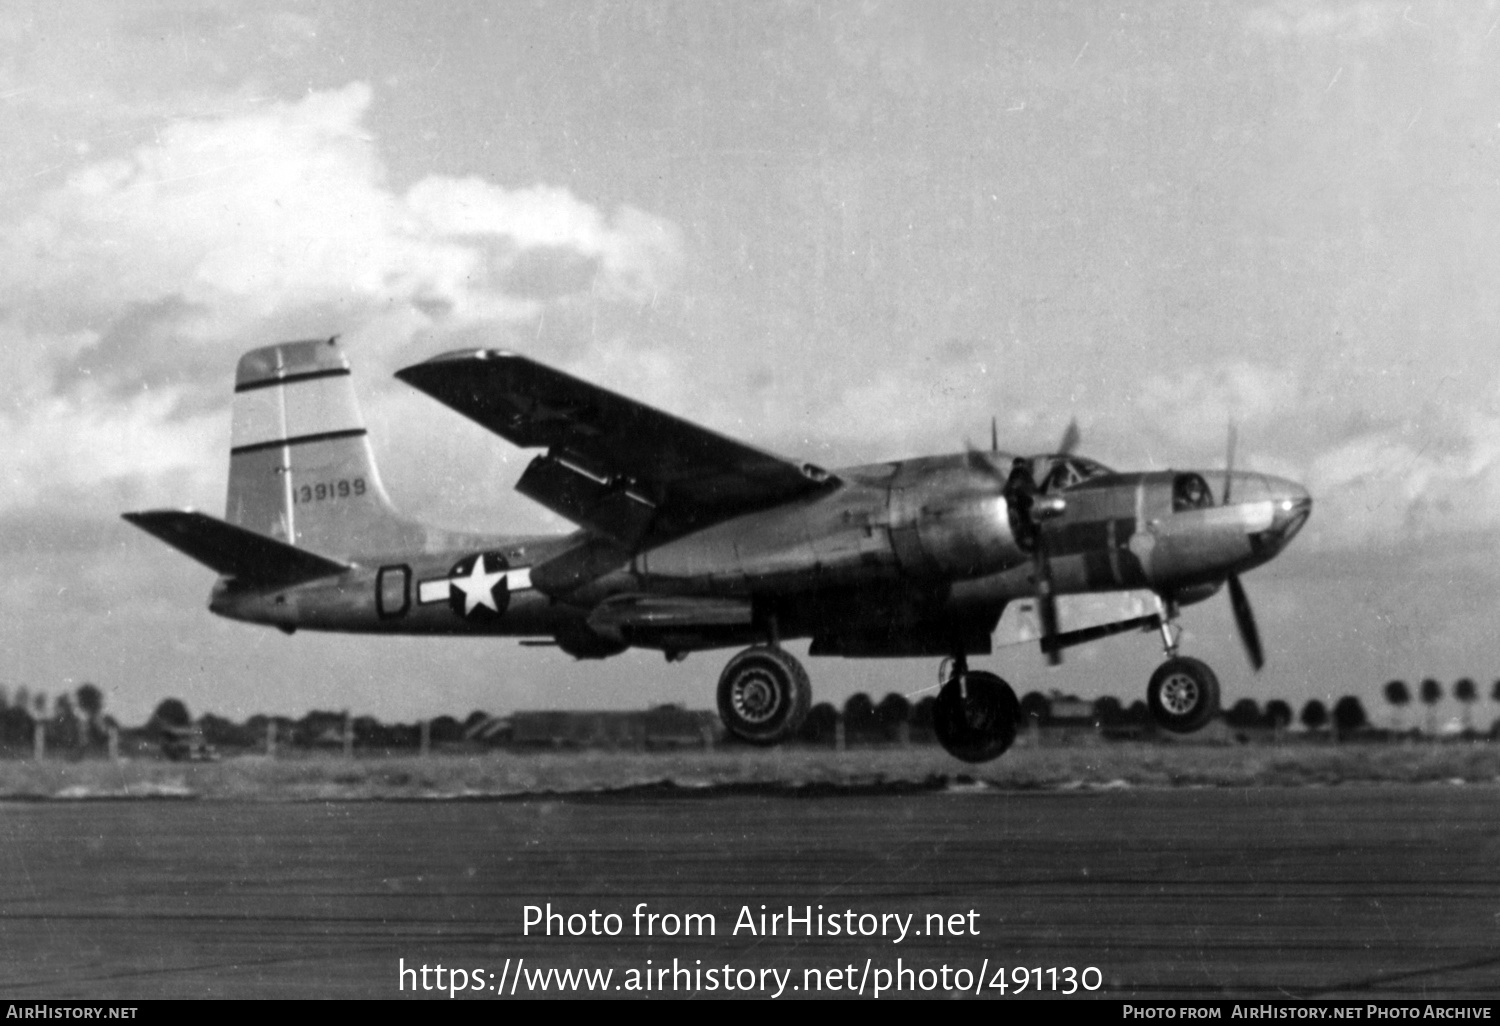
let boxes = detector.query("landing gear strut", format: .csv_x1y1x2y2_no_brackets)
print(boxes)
932,655,1020,764
1146,598,1220,734
716,645,811,745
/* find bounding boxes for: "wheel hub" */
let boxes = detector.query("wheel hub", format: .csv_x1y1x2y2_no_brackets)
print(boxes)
1158,672,1200,715
730,671,782,724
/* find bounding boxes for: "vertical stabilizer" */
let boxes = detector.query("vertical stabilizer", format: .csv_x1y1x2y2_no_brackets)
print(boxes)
227,338,416,558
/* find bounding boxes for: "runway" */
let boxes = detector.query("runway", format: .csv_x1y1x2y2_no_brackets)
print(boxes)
0,784,1495,999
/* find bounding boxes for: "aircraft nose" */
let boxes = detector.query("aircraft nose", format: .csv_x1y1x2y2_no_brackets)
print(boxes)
1261,476,1312,551
1272,477,1308,537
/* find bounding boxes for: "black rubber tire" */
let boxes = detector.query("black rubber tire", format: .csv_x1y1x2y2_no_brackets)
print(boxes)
716,646,812,745
933,670,1020,763
1147,656,1221,734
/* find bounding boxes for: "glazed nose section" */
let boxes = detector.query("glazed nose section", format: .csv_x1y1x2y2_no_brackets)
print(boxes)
1265,476,1312,550
1217,472,1311,561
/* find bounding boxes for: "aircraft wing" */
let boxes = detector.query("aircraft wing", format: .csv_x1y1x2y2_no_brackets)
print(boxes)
395,349,838,545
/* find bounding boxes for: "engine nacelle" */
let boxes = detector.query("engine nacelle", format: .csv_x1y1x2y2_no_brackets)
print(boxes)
887,456,1027,579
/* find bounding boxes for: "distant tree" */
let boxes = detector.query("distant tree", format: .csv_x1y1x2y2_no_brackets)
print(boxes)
199,713,253,748
353,715,392,747
1019,691,1050,730
295,709,347,746
1125,699,1151,727
910,696,936,730
1300,699,1328,734
1264,700,1293,736
75,683,103,721
875,692,912,739
1225,698,1263,730
1492,679,1500,704
1418,678,1443,734
798,702,839,744
13,687,29,716
1454,678,1478,733
1093,695,1125,727
842,693,879,739
51,693,79,749
75,683,105,745
463,710,489,732
0,685,8,710
32,692,46,717
1331,696,1368,738
1382,680,1411,731
150,698,191,730
0,705,32,746
428,715,464,744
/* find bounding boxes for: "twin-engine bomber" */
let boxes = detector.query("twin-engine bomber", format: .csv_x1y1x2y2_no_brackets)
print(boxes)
125,338,1311,762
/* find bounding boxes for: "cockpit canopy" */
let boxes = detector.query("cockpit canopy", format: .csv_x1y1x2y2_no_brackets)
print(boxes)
1037,455,1114,492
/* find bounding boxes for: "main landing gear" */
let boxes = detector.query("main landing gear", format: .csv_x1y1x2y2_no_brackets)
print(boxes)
932,655,1020,764
710,602,1220,756
1146,602,1220,734
716,644,812,745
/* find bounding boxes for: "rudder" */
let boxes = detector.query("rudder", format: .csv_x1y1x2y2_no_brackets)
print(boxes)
227,337,417,559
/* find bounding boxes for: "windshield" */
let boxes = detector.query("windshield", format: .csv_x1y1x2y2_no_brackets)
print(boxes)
1039,456,1113,492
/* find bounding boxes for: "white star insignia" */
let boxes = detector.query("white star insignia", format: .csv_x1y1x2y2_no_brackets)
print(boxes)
450,555,506,615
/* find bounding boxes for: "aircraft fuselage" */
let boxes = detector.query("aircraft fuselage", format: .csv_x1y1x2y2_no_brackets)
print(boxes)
211,453,1310,661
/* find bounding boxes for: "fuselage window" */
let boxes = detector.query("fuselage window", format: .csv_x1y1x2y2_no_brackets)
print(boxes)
1173,473,1214,512
376,565,411,619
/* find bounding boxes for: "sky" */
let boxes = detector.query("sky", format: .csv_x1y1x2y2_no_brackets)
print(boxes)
4,0,1500,729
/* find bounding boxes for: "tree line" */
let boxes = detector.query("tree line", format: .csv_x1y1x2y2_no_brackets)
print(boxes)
3,674,1497,756
1380,678,1500,734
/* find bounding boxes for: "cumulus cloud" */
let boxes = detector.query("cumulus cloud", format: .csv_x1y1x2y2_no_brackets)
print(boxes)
1306,406,1500,548
1136,362,1305,450
0,81,684,518
1243,1,1405,41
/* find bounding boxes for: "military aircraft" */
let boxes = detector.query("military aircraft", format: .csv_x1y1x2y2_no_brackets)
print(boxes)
124,337,1311,762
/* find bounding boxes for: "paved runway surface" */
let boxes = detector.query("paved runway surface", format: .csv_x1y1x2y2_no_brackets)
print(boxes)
0,785,1495,999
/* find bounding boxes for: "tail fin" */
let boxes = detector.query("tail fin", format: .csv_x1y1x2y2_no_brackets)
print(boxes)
227,337,416,559
122,510,349,585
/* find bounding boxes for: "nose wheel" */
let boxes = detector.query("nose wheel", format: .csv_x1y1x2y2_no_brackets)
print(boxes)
1146,597,1221,733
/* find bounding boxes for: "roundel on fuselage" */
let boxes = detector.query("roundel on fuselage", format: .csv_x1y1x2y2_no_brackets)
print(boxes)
446,551,513,622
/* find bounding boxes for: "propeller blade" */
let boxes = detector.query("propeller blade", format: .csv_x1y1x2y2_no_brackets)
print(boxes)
1226,574,1264,671
1057,418,1081,457
965,442,1005,480
1033,535,1062,665
991,416,999,454
1223,421,1237,504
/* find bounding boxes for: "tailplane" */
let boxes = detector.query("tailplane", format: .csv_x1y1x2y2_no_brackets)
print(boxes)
122,510,349,586
226,337,418,558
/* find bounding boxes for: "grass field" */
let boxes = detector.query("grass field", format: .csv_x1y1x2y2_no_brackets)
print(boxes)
3,737,1498,800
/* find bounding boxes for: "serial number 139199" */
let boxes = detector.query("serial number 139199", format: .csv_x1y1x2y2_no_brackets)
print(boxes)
295,478,367,504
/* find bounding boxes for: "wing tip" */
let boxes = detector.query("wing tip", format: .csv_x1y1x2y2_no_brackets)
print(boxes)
394,347,527,385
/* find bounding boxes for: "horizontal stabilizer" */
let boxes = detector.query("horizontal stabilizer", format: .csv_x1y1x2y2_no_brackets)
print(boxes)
122,510,350,586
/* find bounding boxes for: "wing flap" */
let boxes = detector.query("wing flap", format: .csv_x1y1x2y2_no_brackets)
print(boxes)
514,454,656,544
994,589,1162,653
395,349,836,543
123,510,350,586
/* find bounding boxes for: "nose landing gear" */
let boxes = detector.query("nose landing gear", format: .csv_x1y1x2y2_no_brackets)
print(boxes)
1146,598,1221,734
